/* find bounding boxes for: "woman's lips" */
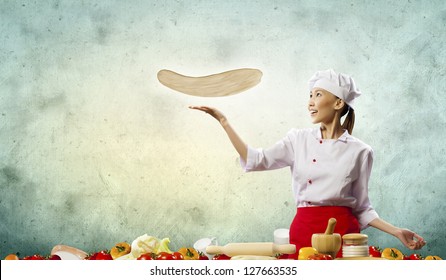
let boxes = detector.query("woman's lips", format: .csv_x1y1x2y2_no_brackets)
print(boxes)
309,109,318,116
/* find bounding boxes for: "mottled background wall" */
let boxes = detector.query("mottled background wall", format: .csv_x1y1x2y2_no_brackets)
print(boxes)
1,0,445,258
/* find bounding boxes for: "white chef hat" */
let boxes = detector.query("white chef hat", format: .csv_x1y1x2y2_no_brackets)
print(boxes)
308,69,361,108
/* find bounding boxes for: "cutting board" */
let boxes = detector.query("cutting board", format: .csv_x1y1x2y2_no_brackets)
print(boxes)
336,257,387,260
206,242,296,257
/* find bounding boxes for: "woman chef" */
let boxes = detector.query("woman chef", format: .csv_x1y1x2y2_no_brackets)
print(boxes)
189,69,426,258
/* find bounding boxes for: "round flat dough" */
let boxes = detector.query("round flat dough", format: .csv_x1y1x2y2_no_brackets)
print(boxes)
157,68,262,97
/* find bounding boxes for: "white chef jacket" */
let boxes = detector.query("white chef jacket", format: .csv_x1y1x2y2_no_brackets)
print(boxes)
241,127,379,229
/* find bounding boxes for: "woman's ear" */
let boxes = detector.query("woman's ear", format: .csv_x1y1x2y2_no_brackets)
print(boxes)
334,98,345,110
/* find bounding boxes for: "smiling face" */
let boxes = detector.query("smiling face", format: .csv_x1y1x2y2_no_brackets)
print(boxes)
308,87,344,125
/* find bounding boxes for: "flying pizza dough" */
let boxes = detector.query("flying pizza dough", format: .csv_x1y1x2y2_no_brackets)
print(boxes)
157,68,262,97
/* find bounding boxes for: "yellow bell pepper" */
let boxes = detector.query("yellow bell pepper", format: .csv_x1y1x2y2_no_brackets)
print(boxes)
110,242,131,259
298,247,318,260
178,247,199,260
425,255,442,260
381,248,404,260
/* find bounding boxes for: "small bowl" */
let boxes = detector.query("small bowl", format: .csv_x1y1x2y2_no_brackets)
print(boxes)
274,228,290,245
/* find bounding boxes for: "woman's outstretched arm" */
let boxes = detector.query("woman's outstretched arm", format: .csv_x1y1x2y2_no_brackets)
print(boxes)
368,218,426,250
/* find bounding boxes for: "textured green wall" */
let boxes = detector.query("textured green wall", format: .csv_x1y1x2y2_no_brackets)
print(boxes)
1,0,445,258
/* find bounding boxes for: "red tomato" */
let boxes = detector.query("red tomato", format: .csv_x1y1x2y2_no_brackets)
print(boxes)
23,254,45,260
212,254,231,260
85,252,98,260
198,252,209,260
277,254,292,259
307,253,333,260
369,246,382,258
321,254,333,260
156,252,175,260
172,252,184,260
408,253,423,260
137,253,156,260
88,250,113,260
48,255,61,260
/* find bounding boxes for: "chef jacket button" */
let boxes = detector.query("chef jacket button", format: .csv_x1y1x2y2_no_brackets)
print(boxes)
313,159,316,163
319,140,323,144
308,179,312,184
308,201,312,205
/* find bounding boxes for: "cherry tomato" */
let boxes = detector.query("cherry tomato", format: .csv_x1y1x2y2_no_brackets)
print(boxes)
156,252,175,260
87,250,112,260
212,254,231,260
137,253,156,260
369,246,382,258
408,253,423,260
277,254,292,259
307,253,333,260
48,255,62,260
85,252,98,260
198,252,209,260
172,252,184,260
23,254,45,260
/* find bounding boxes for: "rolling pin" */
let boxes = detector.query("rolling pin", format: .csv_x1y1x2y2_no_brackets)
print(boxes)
206,242,296,257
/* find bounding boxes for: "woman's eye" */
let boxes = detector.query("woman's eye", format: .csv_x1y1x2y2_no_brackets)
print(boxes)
316,92,322,97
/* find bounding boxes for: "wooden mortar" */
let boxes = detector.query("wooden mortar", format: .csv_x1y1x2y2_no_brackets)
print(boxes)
311,218,342,259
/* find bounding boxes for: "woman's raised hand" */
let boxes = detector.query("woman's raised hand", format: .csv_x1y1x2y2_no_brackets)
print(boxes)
189,106,227,124
189,105,247,161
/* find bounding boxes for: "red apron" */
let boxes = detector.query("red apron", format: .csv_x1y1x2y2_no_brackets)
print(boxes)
289,206,360,259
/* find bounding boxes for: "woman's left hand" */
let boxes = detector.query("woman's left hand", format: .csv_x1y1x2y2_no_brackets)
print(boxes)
396,228,426,250
369,218,426,250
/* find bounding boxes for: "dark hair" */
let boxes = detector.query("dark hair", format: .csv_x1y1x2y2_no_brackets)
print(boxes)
341,105,355,135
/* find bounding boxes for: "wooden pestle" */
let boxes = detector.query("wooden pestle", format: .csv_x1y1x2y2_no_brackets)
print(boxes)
325,218,337,235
